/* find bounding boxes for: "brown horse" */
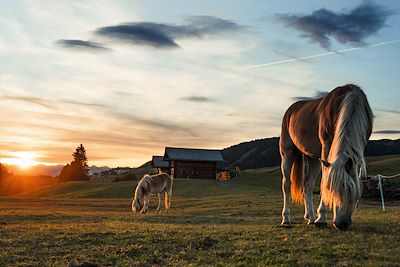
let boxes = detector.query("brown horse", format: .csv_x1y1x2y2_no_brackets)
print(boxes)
280,84,373,230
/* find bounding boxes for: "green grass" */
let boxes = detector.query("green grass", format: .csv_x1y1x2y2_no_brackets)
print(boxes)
1,158,400,266
365,154,400,176
365,155,400,194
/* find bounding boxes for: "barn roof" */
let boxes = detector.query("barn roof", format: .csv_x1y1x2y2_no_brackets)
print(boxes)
164,147,224,162
152,156,169,168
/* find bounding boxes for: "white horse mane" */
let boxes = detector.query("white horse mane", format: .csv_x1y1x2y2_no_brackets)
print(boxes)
322,86,372,208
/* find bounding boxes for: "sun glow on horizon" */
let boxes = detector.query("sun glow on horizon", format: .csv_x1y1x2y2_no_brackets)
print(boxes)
2,152,40,169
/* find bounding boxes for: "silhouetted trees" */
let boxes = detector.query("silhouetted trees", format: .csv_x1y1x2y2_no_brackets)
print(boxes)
364,139,400,156
72,144,88,172
58,144,89,182
0,163,8,182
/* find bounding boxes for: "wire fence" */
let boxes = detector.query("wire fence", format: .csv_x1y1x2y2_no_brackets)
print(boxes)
368,173,400,211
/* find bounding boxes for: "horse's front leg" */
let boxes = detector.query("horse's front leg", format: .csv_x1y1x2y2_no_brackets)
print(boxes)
141,195,150,214
303,158,320,225
314,197,328,227
313,140,330,226
156,193,163,213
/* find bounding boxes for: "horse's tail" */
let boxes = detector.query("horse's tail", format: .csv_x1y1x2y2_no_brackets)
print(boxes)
164,190,169,209
164,173,172,209
290,153,304,204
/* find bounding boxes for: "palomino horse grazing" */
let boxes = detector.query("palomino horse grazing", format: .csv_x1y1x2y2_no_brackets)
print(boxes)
280,84,373,230
132,173,173,214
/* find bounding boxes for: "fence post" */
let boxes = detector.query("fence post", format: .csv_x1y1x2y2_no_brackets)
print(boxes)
377,174,385,212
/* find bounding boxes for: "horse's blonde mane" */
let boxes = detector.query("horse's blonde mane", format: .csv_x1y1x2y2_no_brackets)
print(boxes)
322,86,372,208
134,175,151,200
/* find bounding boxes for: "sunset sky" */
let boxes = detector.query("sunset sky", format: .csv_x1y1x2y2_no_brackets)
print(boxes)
1,0,400,167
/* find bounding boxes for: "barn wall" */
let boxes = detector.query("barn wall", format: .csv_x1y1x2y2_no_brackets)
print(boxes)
172,160,216,179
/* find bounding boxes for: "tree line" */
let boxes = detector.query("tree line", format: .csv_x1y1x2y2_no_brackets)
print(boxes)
58,144,89,182
0,144,89,195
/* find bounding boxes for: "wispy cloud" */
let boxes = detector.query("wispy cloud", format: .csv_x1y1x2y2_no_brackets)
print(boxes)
314,90,329,98
373,130,400,134
276,1,394,49
1,94,107,110
94,16,248,49
56,39,110,51
179,96,214,103
291,90,329,101
113,111,196,136
1,95,54,109
60,99,107,108
95,23,179,48
1,93,196,136
376,108,400,114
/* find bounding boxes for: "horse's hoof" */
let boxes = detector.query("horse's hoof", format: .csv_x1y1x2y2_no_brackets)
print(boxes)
280,222,292,228
307,220,315,226
314,222,328,228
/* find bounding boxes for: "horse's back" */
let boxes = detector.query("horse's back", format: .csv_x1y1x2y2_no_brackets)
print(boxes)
281,99,322,157
280,84,372,158
151,173,172,183
148,173,172,193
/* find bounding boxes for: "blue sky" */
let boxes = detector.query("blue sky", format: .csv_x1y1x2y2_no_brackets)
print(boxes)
1,0,399,167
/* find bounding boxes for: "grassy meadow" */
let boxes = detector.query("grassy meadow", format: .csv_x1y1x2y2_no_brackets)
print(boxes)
1,156,400,266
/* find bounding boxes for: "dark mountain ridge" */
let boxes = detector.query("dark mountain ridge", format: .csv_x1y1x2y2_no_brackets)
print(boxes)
222,138,400,170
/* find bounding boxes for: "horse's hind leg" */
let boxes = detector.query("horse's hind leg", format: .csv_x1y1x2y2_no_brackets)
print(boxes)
281,149,296,226
156,193,163,213
303,157,320,224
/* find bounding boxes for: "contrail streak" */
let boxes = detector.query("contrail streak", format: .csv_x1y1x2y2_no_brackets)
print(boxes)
236,39,400,70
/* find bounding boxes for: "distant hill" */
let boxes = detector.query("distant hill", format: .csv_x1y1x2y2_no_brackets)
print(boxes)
88,166,111,175
364,139,400,157
6,164,64,177
139,160,152,168
221,138,400,170
5,164,113,177
221,137,280,170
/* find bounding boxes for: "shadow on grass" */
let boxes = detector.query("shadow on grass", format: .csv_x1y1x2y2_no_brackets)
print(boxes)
1,214,111,224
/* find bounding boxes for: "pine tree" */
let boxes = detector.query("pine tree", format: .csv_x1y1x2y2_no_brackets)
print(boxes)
0,163,6,182
72,144,88,177
58,144,89,182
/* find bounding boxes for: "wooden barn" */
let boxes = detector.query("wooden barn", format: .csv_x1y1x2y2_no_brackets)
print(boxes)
163,147,224,179
151,156,170,174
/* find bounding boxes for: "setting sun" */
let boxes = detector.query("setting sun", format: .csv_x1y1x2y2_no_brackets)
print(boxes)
2,152,39,169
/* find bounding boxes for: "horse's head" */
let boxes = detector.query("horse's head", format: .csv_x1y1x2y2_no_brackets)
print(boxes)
132,185,144,213
131,196,143,213
321,157,362,230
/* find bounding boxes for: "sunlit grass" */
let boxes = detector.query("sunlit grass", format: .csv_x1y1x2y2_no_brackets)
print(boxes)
1,165,399,266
